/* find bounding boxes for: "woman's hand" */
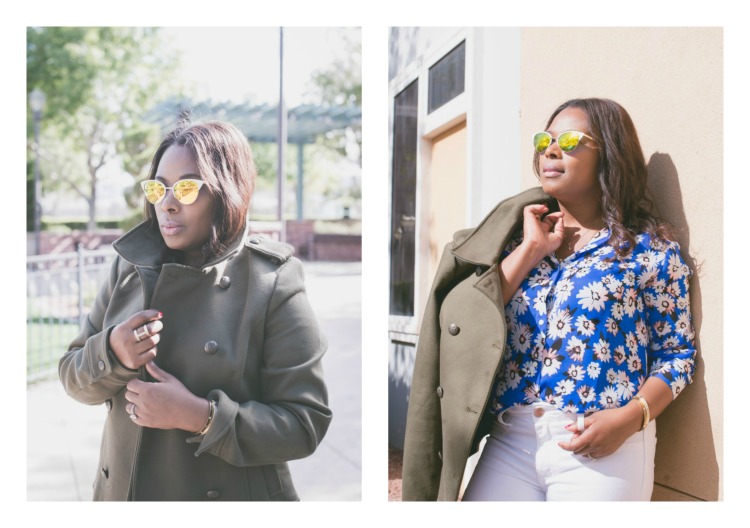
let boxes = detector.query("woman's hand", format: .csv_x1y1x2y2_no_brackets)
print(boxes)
499,204,564,305
520,204,565,262
558,402,643,459
108,310,164,370
124,362,210,433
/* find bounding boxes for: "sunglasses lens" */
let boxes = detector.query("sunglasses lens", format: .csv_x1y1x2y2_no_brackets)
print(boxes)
142,181,165,204
534,132,552,152
557,131,581,152
173,180,201,205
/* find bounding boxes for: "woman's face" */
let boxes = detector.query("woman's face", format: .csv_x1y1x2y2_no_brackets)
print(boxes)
153,144,215,263
537,107,601,205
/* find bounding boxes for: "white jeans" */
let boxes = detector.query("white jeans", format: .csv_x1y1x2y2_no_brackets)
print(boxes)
462,402,656,501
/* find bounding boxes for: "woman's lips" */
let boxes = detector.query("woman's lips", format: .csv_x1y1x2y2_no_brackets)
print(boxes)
542,166,564,178
160,223,184,236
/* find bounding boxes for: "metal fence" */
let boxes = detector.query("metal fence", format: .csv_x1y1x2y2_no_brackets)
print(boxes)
27,246,116,383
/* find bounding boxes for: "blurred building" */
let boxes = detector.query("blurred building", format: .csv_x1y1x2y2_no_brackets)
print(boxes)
387,27,722,501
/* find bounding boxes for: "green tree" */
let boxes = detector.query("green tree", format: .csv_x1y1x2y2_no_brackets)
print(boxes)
305,28,362,167
27,27,181,232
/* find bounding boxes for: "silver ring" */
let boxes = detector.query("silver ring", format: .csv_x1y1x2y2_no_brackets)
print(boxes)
577,414,585,433
134,325,150,342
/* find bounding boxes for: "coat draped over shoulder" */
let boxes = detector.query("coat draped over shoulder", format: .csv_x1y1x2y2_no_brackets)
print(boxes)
401,187,551,501
59,220,332,501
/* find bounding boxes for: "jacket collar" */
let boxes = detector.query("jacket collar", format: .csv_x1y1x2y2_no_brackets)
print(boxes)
113,219,250,269
451,187,552,267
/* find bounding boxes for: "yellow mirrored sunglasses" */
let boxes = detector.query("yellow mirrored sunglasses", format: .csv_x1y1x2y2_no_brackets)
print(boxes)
140,179,205,205
533,130,596,153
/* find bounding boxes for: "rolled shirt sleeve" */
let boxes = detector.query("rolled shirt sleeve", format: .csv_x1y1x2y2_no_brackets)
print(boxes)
642,241,696,399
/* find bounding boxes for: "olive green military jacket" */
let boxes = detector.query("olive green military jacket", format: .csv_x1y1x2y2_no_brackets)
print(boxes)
59,220,331,501
401,187,552,501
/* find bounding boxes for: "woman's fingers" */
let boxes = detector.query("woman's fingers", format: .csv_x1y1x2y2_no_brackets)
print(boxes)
138,346,158,365
131,318,164,345
523,203,549,216
145,361,173,382
128,309,163,329
136,319,164,339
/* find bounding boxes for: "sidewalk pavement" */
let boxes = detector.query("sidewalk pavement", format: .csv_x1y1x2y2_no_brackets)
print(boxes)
27,261,361,501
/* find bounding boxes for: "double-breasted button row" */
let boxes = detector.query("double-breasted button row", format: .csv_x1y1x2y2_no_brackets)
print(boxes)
219,276,231,289
448,323,460,336
204,340,219,354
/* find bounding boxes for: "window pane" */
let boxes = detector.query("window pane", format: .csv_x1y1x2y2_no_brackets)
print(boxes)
428,40,465,114
390,81,418,316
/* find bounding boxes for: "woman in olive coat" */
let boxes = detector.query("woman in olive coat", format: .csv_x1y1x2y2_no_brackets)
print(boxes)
59,121,331,501
401,187,551,501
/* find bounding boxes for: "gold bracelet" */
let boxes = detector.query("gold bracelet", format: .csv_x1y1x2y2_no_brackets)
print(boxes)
194,399,216,436
633,395,650,431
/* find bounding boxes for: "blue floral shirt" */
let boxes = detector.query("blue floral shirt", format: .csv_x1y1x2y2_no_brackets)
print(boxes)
490,228,696,415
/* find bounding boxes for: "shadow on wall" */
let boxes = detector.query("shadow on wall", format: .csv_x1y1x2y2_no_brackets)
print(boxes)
647,152,719,501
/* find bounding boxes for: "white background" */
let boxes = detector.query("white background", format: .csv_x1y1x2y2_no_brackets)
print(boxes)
7,0,743,524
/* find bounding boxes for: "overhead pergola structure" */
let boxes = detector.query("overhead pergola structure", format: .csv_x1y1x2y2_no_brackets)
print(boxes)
146,98,362,219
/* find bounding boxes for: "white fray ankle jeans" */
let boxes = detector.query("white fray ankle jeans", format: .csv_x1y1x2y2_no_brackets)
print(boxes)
462,402,656,501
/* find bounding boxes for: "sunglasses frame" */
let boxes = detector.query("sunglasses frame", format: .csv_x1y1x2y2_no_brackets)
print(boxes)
533,130,596,154
140,179,206,205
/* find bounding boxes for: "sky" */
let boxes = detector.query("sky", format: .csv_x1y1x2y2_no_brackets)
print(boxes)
162,27,355,107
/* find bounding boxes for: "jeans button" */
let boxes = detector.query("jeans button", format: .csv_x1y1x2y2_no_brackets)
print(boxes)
534,407,545,418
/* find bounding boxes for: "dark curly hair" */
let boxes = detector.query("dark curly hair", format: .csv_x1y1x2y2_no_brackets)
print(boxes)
533,98,674,258
144,120,256,262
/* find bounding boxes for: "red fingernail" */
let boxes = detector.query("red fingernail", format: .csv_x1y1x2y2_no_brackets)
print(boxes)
158,312,163,318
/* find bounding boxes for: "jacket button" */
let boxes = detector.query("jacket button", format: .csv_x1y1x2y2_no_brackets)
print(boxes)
206,490,221,500
100,467,109,479
98,359,106,371
204,340,219,354
105,399,112,411
219,276,231,289
436,386,444,398
249,237,260,244
448,324,460,336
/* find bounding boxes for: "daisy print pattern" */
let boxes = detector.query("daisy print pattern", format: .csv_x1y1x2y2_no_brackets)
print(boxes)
490,227,696,415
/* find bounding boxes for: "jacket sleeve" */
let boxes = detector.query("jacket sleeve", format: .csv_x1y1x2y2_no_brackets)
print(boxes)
401,243,455,501
187,257,332,465
58,256,141,404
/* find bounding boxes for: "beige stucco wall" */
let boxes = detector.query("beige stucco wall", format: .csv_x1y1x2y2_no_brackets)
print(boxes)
520,27,722,500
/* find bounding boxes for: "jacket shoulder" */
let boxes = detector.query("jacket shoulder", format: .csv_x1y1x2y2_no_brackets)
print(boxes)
450,187,549,246
245,235,295,265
